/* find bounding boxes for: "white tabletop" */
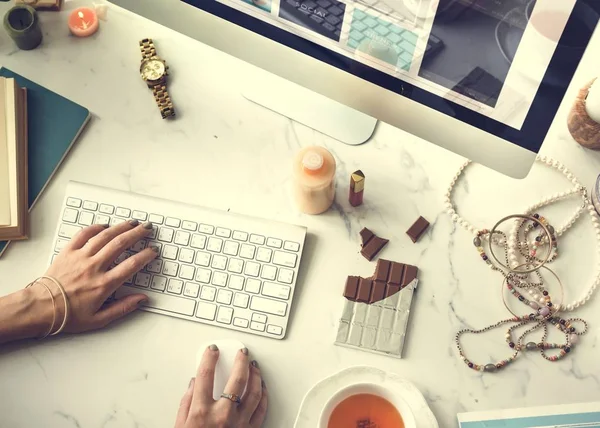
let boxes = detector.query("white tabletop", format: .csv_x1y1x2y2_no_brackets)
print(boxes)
1,2,600,427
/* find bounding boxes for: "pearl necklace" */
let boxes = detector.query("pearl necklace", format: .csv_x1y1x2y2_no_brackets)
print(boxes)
445,155,600,312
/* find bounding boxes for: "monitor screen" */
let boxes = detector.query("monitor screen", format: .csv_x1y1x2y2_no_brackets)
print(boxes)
184,0,598,153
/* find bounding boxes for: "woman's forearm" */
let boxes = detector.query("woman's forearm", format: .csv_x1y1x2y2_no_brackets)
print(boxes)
0,286,52,345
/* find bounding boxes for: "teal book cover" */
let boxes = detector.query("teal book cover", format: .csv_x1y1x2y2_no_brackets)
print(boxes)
0,68,90,256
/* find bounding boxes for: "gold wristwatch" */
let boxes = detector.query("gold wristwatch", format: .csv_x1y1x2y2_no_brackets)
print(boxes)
139,38,175,119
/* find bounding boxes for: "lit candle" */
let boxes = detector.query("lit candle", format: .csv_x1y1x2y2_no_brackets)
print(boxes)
68,7,98,37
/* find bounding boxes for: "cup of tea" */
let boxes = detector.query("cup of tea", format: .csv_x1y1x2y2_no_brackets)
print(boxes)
318,382,416,428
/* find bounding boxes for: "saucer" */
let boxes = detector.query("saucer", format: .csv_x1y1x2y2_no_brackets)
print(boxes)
293,366,439,428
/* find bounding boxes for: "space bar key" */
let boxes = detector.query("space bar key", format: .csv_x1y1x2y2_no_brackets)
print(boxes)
115,286,196,316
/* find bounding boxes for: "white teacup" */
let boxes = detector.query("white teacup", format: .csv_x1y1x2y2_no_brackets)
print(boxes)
318,382,417,428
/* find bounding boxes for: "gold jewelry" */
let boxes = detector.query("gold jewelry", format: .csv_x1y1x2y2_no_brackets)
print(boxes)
25,280,56,339
139,38,175,119
37,276,70,336
152,84,175,119
220,393,242,405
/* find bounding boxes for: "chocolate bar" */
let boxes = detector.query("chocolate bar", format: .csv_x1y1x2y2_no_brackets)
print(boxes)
360,227,388,261
406,216,430,243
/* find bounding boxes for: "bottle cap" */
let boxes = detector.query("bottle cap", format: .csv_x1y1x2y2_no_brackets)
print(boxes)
302,151,324,172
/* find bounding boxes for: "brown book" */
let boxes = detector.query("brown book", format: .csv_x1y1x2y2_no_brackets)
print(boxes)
0,78,29,241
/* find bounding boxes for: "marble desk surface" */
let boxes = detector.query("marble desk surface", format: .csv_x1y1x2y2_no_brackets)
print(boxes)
1,2,600,427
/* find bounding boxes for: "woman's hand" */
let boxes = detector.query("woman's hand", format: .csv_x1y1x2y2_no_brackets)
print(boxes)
175,345,268,428
40,220,158,334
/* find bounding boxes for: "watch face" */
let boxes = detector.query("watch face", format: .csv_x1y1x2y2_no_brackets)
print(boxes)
141,59,166,81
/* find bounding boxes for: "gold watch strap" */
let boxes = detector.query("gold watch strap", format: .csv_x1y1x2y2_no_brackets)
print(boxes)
139,38,157,60
152,84,175,119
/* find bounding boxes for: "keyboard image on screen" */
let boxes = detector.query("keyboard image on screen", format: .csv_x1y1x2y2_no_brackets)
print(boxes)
279,0,346,42
50,182,307,339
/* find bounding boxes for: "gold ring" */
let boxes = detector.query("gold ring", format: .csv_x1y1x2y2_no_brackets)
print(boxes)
220,393,241,405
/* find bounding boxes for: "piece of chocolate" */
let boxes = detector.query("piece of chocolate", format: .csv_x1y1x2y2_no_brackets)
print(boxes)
370,281,386,303
406,216,430,243
402,265,418,287
361,236,389,261
344,276,360,299
349,170,365,207
374,259,391,281
389,262,405,285
360,227,375,245
357,278,373,303
385,284,401,298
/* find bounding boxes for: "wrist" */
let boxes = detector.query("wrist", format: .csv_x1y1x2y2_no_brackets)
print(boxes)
0,286,54,344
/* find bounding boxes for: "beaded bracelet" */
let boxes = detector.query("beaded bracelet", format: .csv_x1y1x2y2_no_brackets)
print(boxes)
25,280,56,339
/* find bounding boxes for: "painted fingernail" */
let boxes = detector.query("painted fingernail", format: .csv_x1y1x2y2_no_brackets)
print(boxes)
150,246,160,253
209,344,219,351
241,347,249,355
143,221,153,230
261,380,266,388
137,298,148,307
251,360,259,369
102,223,110,228
128,219,139,226
188,378,195,389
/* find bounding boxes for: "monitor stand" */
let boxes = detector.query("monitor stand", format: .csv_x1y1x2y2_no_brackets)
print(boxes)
242,71,377,146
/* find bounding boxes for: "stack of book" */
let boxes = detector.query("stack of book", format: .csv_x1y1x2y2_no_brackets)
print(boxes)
0,77,28,241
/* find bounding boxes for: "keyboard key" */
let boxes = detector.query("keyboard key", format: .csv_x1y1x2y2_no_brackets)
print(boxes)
207,237,223,252
110,217,126,227
191,234,207,249
162,261,179,277
115,207,131,218
130,240,147,253
58,223,82,239
212,271,228,287
167,279,183,294
83,201,98,211
149,214,164,224
146,259,163,274
147,241,162,253
217,306,234,324
245,262,260,277
223,241,239,256
94,214,110,225
246,278,261,294
266,237,282,248
250,234,266,245
216,227,231,238
277,268,295,284
217,289,233,305
182,220,198,231
55,239,69,253
273,251,298,268
261,265,277,281
174,230,191,246
234,317,249,328
116,287,195,316
165,217,181,228
195,251,211,267
267,325,283,336
262,282,291,300
179,265,195,280
114,252,130,265
184,282,200,298
199,224,214,234
163,245,178,260
200,285,216,301
179,248,195,264
250,296,288,316
78,211,94,226
284,241,301,252
66,197,82,208
233,293,250,308
252,313,267,324
135,273,151,288
228,275,245,291
99,204,115,215
195,268,212,284
151,275,167,291
196,302,217,320
148,225,158,239
211,255,227,270
132,210,148,221
239,244,256,260
233,231,248,241
256,248,272,263
250,322,266,332
62,208,78,223
158,228,174,243
227,258,244,274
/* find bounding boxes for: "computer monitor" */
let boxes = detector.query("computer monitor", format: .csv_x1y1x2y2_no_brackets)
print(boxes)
112,0,599,178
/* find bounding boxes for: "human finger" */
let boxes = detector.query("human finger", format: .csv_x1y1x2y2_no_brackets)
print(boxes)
191,345,220,411
92,293,147,328
239,360,262,418
249,380,268,428
175,378,195,427
66,224,109,251
84,219,143,255
221,348,250,402
94,222,154,268
104,247,159,290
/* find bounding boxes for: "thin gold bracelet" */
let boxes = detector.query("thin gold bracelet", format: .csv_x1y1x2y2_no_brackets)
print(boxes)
35,276,70,336
25,281,56,339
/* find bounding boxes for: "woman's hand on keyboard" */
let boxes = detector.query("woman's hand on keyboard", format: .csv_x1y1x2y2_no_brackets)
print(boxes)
175,346,268,428
42,220,159,333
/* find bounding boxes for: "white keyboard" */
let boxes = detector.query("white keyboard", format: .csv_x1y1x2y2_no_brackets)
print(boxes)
50,182,306,339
